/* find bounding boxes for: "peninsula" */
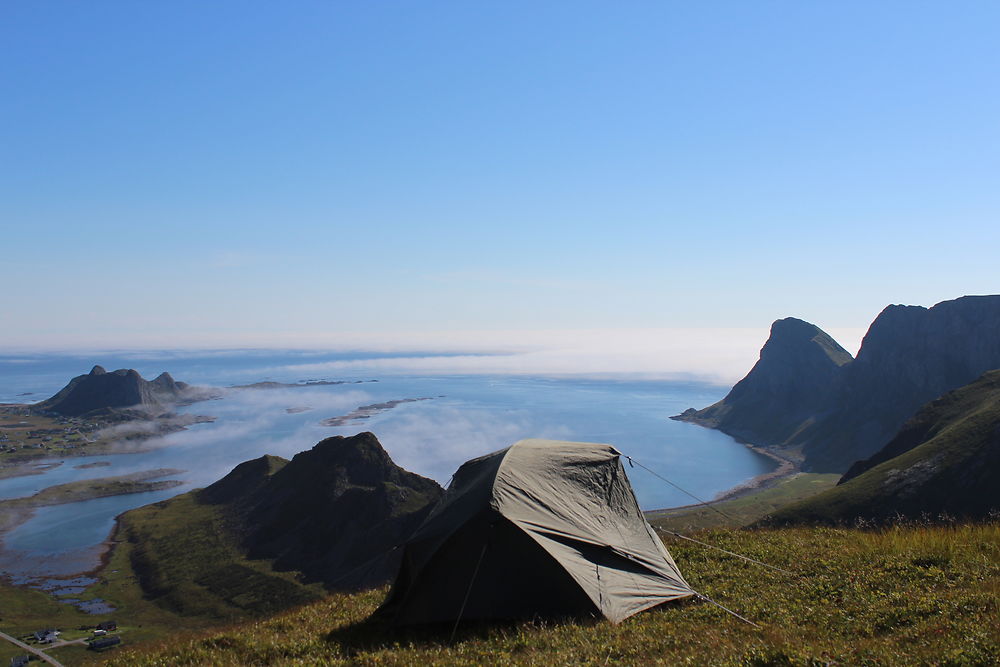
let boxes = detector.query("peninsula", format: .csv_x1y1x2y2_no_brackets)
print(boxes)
0,366,216,476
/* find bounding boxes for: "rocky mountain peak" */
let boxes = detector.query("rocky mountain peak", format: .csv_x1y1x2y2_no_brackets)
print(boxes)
37,366,197,417
678,294,1000,473
672,317,852,447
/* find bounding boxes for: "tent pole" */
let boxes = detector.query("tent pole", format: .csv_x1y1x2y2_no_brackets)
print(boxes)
450,539,489,643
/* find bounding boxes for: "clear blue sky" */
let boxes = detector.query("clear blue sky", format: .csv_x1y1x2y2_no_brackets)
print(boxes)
2,2,998,361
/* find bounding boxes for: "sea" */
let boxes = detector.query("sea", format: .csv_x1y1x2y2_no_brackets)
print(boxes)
0,350,771,580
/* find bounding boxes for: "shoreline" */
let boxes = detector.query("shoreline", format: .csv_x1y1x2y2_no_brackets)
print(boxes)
0,406,215,481
711,443,800,503
0,468,186,536
647,424,803,515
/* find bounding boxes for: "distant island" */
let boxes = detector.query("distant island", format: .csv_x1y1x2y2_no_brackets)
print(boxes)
319,397,437,427
0,366,217,476
0,467,186,536
230,379,377,390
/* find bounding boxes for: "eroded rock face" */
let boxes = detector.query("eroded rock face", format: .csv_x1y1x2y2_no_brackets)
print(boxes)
802,295,1000,471
676,295,1000,472
673,317,852,447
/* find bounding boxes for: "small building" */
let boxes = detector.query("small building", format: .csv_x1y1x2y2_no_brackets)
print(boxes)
11,655,31,667
97,620,117,631
32,628,59,643
88,635,122,651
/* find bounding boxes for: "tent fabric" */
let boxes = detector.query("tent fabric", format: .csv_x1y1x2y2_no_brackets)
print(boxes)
377,439,694,625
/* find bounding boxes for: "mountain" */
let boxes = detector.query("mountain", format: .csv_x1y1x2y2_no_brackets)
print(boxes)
801,295,1000,471
761,370,1000,525
675,295,1000,472
116,432,443,618
36,365,198,417
673,317,852,447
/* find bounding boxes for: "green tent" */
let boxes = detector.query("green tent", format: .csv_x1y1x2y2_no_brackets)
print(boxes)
378,439,693,625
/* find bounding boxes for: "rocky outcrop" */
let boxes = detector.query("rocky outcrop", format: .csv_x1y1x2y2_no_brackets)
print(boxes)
672,318,852,447
800,295,1000,471
36,366,198,417
761,370,1000,525
200,432,443,590
675,295,1000,472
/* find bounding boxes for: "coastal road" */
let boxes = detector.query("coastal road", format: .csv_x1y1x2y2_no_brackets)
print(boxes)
0,629,66,666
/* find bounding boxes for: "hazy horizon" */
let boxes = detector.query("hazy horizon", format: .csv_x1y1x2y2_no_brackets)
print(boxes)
1,325,868,384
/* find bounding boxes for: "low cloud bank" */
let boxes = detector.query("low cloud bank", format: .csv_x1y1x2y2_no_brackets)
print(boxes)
2,327,868,385
261,328,866,385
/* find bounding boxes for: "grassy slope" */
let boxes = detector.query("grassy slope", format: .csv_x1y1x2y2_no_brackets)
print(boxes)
767,373,1000,525
0,582,102,665
646,473,840,532
108,488,326,620
103,523,1000,666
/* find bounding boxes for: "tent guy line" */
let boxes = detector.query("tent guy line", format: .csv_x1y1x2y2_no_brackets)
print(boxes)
694,593,761,629
623,454,736,523
656,529,798,577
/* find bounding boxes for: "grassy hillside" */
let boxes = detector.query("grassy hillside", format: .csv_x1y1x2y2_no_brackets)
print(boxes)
765,371,1000,526
102,523,1000,666
646,473,840,532
113,484,327,619
106,433,441,622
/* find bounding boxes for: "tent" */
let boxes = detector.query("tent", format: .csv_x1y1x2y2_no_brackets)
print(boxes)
377,438,694,625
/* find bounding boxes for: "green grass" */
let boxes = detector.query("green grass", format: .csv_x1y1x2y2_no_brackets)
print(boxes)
0,581,106,665
102,522,1000,666
766,372,1000,526
106,490,325,620
646,473,840,532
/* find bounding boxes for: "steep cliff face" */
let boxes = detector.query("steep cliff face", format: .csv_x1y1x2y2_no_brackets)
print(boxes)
840,369,1000,483
36,365,193,417
672,317,853,447
762,370,1000,525
801,295,1000,471
675,295,1000,473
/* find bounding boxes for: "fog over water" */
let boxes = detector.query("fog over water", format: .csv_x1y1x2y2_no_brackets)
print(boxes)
0,351,774,576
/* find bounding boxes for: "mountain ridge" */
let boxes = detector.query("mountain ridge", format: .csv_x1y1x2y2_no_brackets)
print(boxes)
116,432,443,618
36,365,203,418
675,295,1000,472
760,369,1000,525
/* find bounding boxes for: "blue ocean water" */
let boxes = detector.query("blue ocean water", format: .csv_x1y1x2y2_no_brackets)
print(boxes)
0,351,765,576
